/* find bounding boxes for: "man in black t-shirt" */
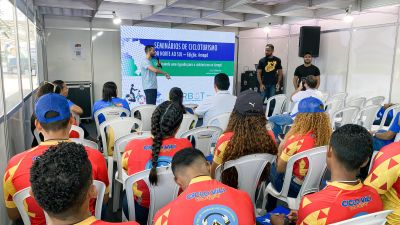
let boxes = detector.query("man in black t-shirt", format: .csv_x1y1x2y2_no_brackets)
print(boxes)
293,52,320,89
257,44,283,101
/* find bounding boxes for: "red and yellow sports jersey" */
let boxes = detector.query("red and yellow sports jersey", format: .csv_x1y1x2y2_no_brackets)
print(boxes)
279,132,316,180
75,216,139,225
297,181,383,225
153,176,255,225
364,142,400,225
3,140,109,225
122,137,192,208
213,130,276,165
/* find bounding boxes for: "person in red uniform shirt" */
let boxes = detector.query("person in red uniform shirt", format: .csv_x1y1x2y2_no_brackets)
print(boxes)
211,90,277,189
122,101,192,225
30,142,138,225
3,93,109,225
153,148,255,225
271,124,383,225
365,142,400,225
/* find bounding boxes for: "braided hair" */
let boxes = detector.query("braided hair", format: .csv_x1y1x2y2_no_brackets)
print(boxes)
149,101,184,185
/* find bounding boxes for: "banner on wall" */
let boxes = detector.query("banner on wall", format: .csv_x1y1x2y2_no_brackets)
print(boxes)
121,26,235,109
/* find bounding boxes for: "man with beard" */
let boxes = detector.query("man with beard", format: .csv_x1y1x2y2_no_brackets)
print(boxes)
293,52,320,90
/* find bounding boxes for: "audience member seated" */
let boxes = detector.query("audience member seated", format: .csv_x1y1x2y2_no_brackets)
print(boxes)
153,148,255,225
31,81,62,147
374,103,395,126
3,93,109,225
194,73,236,125
270,124,383,225
169,87,194,114
53,80,83,116
365,141,400,225
269,75,323,138
211,90,277,189
30,142,138,225
122,101,192,225
370,112,400,151
270,97,331,198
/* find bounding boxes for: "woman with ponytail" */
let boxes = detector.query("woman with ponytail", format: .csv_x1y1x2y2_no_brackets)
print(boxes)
122,101,192,225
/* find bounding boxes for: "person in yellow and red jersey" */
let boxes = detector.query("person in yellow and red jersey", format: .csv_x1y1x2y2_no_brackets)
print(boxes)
211,90,277,190
270,124,383,225
153,148,255,225
3,93,109,225
365,141,400,225
122,101,192,225
270,97,331,199
30,142,138,225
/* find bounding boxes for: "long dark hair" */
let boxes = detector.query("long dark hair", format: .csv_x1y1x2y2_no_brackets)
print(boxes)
102,82,118,102
149,101,184,185
36,82,61,99
169,87,186,114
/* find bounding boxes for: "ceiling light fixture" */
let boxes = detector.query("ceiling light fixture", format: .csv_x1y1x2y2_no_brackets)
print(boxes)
343,6,354,23
112,11,121,25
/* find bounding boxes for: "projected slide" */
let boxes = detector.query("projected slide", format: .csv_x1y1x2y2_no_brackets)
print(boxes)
121,26,235,108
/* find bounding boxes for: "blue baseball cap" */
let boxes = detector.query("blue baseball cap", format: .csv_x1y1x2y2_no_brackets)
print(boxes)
297,97,325,114
35,93,71,123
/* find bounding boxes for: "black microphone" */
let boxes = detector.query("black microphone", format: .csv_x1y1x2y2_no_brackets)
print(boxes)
156,57,162,68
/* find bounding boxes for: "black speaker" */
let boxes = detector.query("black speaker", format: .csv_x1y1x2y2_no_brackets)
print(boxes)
299,26,321,57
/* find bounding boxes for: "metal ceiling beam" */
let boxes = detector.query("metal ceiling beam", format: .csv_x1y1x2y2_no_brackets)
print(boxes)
224,0,250,10
34,0,97,10
202,11,244,21
169,0,223,11
271,0,310,14
156,7,201,18
225,3,271,15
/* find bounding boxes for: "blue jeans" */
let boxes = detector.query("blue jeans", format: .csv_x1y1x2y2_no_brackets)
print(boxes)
269,162,302,198
144,89,157,105
123,193,149,225
262,84,276,102
269,114,294,139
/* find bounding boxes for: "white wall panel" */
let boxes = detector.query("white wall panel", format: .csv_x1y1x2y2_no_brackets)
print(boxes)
285,35,303,97
390,25,400,103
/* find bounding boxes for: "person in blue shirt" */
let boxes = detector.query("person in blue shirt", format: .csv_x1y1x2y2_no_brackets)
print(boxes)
93,81,130,124
371,112,400,151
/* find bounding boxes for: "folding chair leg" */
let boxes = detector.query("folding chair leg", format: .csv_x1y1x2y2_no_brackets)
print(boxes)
113,181,122,212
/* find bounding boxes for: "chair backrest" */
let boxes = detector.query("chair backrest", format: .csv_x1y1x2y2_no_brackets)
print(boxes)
321,92,329,103
355,105,381,130
99,117,143,158
175,114,198,138
92,180,106,219
331,106,359,129
328,92,348,102
131,105,157,131
94,107,131,136
364,96,385,107
206,112,231,131
215,154,276,202
70,125,84,139
377,104,400,131
179,126,223,156
183,103,198,111
125,167,179,224
73,113,80,126
331,210,392,225
346,97,366,108
368,150,380,174
280,146,328,209
265,94,287,118
115,131,152,181
325,99,345,119
33,129,42,144
70,138,99,150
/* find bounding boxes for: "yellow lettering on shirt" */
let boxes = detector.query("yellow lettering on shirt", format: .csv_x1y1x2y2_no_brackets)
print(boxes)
265,61,277,73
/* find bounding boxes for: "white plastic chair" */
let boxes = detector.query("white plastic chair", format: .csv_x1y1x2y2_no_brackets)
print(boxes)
372,104,400,131
206,112,231,131
112,131,152,212
183,103,198,111
94,107,131,137
368,151,379,174
331,210,392,225
179,126,223,156
265,146,328,210
265,94,287,118
364,96,385,107
70,125,84,139
99,117,143,197
328,92,347,102
331,107,359,129
175,114,198,138
325,99,345,119
321,92,329,103
346,97,366,108
125,167,179,224
73,113,81,126
33,129,42,144
70,138,99,150
354,105,381,130
13,180,106,222
215,154,276,204
131,105,157,131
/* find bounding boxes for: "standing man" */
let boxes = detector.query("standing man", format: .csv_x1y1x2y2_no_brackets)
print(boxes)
293,52,321,89
257,44,283,101
141,45,170,105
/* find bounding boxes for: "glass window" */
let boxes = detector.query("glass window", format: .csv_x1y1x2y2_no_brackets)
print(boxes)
0,0,21,112
28,20,38,89
16,5,32,97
